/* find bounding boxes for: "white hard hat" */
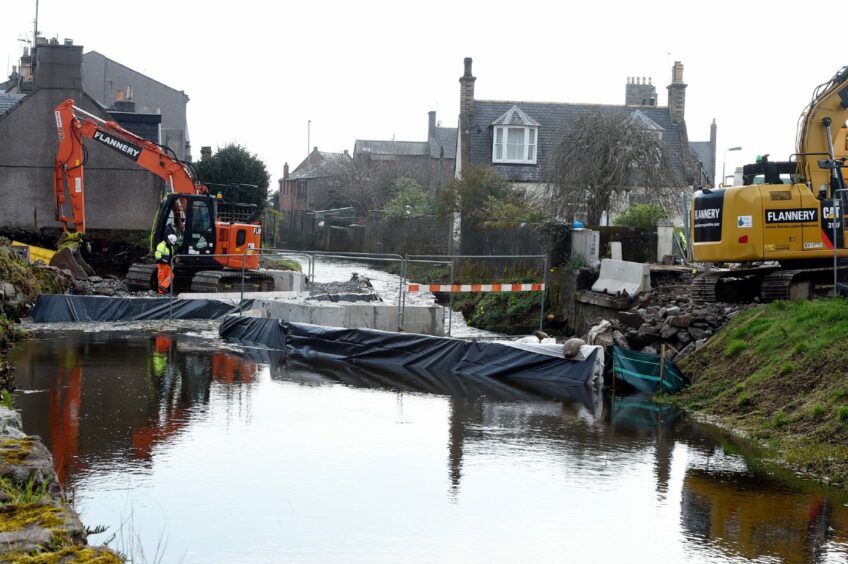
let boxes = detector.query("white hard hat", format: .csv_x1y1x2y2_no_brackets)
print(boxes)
167,234,178,244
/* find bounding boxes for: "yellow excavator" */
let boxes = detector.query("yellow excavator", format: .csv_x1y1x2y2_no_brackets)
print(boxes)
691,66,848,302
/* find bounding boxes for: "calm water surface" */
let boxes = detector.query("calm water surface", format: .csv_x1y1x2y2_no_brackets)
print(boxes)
10,330,848,563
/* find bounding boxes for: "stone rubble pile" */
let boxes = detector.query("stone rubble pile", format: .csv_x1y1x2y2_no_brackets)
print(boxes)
583,284,746,360
71,275,129,297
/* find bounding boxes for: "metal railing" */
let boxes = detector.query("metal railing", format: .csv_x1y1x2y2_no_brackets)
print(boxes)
158,248,549,335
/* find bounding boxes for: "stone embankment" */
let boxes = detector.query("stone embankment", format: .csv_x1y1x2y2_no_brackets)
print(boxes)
0,242,122,560
0,407,121,562
583,283,745,360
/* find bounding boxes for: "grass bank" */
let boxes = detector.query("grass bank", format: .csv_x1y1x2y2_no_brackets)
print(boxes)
676,298,848,484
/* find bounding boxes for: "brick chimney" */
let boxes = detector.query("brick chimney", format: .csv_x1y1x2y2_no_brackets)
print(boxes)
667,61,687,124
459,57,476,168
428,110,436,142
283,162,289,179
33,42,83,90
200,146,212,161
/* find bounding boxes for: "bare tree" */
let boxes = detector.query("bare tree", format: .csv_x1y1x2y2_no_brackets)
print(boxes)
337,157,446,215
545,111,686,225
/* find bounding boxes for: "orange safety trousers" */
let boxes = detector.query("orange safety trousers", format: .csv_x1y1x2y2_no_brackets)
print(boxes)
157,263,174,295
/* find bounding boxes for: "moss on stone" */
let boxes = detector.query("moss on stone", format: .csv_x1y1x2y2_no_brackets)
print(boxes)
0,438,36,466
3,545,123,563
0,502,63,533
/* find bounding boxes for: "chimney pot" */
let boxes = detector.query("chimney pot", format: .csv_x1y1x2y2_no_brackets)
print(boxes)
63,38,73,45
463,57,473,77
313,146,318,153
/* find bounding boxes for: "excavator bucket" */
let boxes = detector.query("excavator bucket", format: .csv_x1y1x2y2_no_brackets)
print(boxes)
49,248,94,280
49,232,96,281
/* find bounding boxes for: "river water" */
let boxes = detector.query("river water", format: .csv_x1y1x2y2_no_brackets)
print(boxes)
9,329,848,563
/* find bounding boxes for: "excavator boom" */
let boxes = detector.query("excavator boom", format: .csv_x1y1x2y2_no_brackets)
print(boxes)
53,98,206,234
52,98,263,287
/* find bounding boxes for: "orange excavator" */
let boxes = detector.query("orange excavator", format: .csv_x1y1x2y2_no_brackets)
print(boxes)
53,98,271,292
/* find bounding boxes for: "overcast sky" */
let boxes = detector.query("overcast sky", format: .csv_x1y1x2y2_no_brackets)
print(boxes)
2,0,844,188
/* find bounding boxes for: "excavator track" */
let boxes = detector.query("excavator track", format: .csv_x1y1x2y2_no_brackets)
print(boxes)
690,266,779,303
690,271,723,302
759,267,848,302
125,263,157,292
189,270,275,293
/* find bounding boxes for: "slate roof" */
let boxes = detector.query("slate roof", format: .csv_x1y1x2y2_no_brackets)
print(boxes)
354,140,430,157
491,105,540,127
289,151,351,180
355,126,457,161
690,141,716,183
629,109,664,131
0,93,26,118
430,126,457,159
469,100,690,183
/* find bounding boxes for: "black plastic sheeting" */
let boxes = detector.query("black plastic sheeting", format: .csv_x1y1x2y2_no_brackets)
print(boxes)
220,316,600,402
32,294,255,322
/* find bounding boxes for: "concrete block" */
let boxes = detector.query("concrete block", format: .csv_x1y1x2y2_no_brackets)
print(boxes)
261,270,307,292
656,220,674,263
571,229,600,268
610,241,622,261
398,305,445,336
591,259,651,297
344,303,377,329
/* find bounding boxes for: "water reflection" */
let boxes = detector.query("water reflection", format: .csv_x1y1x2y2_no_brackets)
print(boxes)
9,332,848,563
13,332,256,484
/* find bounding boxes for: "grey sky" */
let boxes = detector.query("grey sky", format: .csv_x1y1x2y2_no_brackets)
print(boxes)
2,0,843,188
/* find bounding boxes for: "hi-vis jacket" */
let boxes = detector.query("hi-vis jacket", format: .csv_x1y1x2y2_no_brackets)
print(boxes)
154,240,173,264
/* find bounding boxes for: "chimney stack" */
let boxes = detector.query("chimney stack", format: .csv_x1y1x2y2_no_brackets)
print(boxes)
667,61,687,124
33,42,83,90
625,73,656,106
428,111,436,142
200,146,212,161
283,162,289,179
459,57,477,167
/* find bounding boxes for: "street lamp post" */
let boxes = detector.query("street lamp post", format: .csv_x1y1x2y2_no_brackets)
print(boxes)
722,146,742,187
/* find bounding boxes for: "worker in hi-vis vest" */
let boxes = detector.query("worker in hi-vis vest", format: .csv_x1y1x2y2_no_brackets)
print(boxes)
155,234,178,295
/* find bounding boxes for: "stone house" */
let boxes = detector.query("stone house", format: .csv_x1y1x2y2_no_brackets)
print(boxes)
0,41,161,236
455,58,717,224
353,111,457,191
278,148,352,212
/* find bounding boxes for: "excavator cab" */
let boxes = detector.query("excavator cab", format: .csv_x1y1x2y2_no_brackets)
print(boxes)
152,194,219,270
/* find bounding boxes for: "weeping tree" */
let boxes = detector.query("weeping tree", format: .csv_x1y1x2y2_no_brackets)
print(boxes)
544,111,685,226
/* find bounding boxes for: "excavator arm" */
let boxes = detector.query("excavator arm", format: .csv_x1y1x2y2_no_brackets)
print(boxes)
53,98,206,233
796,66,848,196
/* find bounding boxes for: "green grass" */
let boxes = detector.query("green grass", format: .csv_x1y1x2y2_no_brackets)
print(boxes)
677,298,848,484
725,339,747,356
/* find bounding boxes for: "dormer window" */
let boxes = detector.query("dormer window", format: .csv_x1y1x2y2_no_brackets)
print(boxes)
491,105,540,165
493,126,537,163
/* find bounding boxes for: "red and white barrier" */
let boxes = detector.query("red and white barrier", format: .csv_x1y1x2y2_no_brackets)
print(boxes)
407,283,545,293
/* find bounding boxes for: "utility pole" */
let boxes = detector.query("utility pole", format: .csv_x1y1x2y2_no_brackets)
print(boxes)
32,0,39,74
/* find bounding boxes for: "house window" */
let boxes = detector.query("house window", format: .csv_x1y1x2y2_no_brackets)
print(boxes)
492,126,537,164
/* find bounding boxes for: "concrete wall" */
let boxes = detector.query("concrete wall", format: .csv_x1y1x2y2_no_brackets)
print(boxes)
255,299,445,336
82,51,189,160
0,88,161,232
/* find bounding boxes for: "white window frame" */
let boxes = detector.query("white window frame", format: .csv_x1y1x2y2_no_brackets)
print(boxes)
492,126,538,164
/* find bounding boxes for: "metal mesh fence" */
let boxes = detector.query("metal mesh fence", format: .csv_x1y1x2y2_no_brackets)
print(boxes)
154,249,547,337
405,254,547,336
